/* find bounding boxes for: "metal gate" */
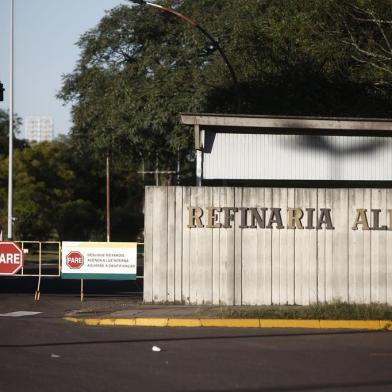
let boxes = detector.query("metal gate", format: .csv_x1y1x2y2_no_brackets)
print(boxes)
1,241,144,300
15,241,61,300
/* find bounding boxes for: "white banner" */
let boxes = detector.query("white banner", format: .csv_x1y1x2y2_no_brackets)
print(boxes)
61,242,137,280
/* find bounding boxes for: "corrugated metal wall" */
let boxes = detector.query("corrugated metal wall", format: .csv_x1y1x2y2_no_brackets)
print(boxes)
202,131,392,181
144,186,392,305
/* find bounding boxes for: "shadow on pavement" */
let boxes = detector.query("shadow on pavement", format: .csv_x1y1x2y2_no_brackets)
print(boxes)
189,379,392,391
0,328,384,349
0,276,143,296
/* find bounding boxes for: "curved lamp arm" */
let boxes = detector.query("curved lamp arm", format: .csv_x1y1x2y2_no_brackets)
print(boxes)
130,0,241,112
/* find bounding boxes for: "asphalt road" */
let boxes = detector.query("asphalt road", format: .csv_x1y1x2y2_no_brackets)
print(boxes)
0,310,391,392
0,275,143,296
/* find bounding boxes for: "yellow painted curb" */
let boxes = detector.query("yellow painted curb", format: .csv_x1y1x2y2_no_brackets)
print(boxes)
347,320,380,330
63,317,392,331
85,319,102,326
200,319,260,328
63,317,79,323
135,318,169,327
98,319,116,326
379,320,392,331
114,318,137,326
319,320,349,329
319,320,380,330
167,318,202,327
260,319,320,329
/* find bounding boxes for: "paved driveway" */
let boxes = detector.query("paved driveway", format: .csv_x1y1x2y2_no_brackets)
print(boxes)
0,306,391,392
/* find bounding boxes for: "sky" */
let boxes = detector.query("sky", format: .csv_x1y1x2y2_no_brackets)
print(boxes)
0,0,130,138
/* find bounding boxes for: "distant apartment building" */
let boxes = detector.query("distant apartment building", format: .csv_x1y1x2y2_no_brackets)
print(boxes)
25,116,54,143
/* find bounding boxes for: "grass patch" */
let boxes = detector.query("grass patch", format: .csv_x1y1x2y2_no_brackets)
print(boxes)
219,302,392,320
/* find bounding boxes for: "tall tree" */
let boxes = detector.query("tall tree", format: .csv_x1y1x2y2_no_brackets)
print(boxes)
334,0,392,88
59,0,392,183
0,139,102,240
0,109,25,156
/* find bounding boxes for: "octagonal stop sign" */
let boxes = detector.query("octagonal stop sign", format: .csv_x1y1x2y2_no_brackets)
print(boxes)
66,251,84,269
0,241,24,275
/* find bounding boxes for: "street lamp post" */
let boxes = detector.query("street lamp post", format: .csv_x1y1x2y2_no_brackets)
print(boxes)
106,152,111,242
8,0,14,239
130,0,240,112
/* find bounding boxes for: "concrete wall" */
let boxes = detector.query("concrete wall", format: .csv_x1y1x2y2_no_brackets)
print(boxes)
144,186,392,305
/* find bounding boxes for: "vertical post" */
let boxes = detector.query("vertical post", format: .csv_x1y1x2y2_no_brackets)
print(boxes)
8,0,14,239
177,147,180,185
195,125,203,186
80,279,84,302
35,242,42,301
196,150,203,187
106,152,111,242
155,154,159,186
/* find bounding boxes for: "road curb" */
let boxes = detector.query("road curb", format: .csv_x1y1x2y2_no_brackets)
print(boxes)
63,317,392,330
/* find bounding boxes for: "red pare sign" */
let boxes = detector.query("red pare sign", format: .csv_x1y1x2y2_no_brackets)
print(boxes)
66,251,84,269
0,242,24,275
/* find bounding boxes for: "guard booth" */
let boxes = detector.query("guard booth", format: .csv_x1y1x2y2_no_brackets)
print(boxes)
144,114,392,305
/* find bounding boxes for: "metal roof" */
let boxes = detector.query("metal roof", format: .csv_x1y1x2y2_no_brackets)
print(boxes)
180,113,392,132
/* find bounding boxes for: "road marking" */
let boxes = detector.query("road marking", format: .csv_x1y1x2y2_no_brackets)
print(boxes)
0,311,42,317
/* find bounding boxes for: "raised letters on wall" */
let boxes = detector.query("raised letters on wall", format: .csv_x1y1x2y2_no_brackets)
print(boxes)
187,207,392,230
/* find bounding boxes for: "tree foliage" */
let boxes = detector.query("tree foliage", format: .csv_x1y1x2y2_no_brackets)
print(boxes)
59,0,392,171
0,139,98,240
334,0,392,88
0,109,26,156
0,135,145,241
2,0,392,240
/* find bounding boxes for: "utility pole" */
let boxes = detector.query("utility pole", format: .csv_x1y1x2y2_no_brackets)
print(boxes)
106,152,111,242
8,0,14,239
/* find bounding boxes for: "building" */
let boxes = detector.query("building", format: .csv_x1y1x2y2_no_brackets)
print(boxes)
180,113,392,186
25,116,54,143
143,114,392,306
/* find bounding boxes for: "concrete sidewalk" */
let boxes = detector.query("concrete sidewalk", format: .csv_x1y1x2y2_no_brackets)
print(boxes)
1,294,390,330
67,303,225,319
